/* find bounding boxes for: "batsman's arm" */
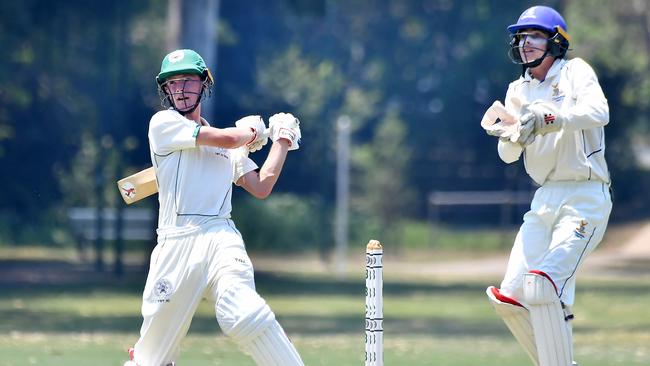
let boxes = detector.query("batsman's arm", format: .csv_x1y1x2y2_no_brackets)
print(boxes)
236,139,290,199
196,126,257,149
117,167,158,205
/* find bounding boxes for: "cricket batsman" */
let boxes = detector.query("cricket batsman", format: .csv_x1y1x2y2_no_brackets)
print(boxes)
481,6,612,366
124,49,304,366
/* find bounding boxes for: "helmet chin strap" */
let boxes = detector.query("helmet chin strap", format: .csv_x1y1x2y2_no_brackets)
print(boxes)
522,49,551,69
176,98,201,116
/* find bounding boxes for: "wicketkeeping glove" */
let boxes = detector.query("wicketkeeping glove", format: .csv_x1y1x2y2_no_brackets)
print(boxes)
480,100,520,142
516,101,565,146
235,115,268,153
269,112,301,151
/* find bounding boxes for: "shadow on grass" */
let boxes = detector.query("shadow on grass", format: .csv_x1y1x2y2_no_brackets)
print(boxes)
255,271,490,296
2,257,649,337
0,307,510,338
0,258,492,296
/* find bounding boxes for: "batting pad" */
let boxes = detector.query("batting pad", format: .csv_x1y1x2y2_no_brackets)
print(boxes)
523,272,573,366
216,284,303,365
244,320,304,366
486,286,539,365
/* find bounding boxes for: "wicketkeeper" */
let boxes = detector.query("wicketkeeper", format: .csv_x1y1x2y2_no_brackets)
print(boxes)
124,49,304,366
481,6,612,366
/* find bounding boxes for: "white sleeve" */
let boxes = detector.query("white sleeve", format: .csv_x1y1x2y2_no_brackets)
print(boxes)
562,58,609,132
148,110,200,155
230,148,259,185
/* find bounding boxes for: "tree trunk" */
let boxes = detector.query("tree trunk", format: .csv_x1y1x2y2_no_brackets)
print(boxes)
167,0,219,122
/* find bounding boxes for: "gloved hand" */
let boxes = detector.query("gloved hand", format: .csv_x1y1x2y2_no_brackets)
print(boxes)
516,101,565,146
246,129,270,153
480,100,520,142
269,112,301,151
235,115,268,152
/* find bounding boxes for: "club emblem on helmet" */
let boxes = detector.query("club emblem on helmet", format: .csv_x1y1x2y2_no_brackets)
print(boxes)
520,8,537,20
168,50,185,63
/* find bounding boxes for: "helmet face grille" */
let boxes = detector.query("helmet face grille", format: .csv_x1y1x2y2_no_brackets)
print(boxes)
157,77,213,115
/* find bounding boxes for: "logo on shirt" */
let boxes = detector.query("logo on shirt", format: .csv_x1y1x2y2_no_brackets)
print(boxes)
234,257,249,266
552,83,560,96
551,83,565,103
211,147,229,160
551,83,564,103
574,220,588,239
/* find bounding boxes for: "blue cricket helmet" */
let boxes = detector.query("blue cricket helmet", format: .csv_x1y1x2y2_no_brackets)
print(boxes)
507,6,571,67
508,6,568,36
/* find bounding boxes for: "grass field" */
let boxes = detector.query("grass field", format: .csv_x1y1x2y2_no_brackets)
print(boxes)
1,246,649,366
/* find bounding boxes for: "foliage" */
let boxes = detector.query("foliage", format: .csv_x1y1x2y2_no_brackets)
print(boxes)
564,0,650,217
351,108,415,243
231,193,332,253
0,0,164,244
2,0,650,246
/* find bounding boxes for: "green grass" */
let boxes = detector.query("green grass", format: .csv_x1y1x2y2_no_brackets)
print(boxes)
396,220,518,252
1,266,649,366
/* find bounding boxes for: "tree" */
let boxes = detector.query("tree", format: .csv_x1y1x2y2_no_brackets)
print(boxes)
351,108,415,244
565,0,650,217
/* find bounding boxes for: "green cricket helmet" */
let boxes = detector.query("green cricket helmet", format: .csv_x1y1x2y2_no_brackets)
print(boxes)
156,49,214,114
156,49,214,85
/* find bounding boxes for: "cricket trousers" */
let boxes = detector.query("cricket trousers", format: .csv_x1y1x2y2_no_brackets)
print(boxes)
499,180,612,306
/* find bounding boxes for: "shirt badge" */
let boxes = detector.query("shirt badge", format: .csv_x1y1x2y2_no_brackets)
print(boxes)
551,83,565,103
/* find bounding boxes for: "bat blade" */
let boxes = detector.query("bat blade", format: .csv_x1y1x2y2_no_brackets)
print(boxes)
117,167,158,205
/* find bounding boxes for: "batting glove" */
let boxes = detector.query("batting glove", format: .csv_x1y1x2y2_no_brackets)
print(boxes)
235,115,268,153
269,112,301,151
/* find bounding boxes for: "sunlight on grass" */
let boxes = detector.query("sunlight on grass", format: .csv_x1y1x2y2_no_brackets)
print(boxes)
1,244,649,365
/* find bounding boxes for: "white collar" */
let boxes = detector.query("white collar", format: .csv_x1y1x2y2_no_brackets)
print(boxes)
523,58,567,82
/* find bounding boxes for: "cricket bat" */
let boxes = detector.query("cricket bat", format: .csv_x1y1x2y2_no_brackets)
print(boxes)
117,167,158,205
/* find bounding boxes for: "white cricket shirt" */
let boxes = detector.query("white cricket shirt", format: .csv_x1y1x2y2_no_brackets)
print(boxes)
148,109,258,233
497,58,610,186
